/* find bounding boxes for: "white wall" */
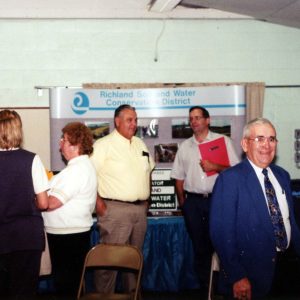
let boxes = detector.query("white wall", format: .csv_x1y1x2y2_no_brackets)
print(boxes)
0,19,299,177
264,88,300,178
16,108,51,168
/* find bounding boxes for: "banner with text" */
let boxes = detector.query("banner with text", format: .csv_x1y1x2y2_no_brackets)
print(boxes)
150,169,176,211
50,85,245,119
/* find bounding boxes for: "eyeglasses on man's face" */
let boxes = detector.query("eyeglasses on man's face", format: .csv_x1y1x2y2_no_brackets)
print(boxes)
247,136,278,145
189,116,206,122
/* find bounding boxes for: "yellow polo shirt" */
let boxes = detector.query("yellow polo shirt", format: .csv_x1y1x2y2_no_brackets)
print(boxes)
91,129,155,202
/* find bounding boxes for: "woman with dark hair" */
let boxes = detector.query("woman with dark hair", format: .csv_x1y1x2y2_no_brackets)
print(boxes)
43,122,97,296
0,109,49,298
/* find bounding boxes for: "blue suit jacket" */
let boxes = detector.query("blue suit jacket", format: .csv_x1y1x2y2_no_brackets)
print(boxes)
210,159,300,297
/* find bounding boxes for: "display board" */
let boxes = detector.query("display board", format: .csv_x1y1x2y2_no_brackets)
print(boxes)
49,84,246,211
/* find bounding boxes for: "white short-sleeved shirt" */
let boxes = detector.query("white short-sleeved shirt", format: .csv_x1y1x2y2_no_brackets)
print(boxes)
171,131,240,194
43,155,98,234
32,154,50,194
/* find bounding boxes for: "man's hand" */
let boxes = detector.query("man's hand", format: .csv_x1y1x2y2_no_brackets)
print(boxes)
233,277,252,300
200,159,228,173
96,195,107,216
200,159,217,173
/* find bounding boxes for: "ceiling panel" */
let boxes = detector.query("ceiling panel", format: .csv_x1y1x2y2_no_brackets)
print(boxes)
0,0,299,29
179,0,300,28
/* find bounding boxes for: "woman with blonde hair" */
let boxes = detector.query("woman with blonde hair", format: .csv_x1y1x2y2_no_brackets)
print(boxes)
0,109,49,297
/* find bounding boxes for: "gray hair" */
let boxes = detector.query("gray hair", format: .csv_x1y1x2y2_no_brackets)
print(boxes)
243,118,276,138
114,104,135,119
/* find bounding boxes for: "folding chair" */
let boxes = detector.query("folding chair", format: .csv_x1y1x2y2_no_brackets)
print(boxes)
208,252,220,300
77,243,143,300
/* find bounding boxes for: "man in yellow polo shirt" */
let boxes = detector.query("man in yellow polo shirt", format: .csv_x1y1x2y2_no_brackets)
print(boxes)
91,104,155,293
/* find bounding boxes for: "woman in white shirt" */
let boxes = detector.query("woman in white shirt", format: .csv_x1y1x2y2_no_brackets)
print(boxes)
43,122,97,296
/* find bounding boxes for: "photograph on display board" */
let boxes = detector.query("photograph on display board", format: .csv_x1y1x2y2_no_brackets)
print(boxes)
85,121,110,141
210,119,232,137
172,118,192,139
136,118,159,139
172,118,232,138
154,143,178,163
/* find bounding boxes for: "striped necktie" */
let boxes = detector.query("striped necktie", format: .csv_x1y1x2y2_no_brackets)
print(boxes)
262,168,287,251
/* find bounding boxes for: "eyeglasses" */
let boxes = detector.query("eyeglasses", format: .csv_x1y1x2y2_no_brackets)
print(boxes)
247,136,278,144
189,116,206,122
60,137,70,144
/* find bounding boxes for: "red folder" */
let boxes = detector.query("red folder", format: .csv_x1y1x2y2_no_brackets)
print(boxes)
198,137,230,176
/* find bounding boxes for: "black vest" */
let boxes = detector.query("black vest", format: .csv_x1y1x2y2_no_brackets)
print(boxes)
0,149,44,253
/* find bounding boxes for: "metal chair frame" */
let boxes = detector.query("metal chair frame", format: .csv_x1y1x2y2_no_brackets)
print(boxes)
77,243,143,300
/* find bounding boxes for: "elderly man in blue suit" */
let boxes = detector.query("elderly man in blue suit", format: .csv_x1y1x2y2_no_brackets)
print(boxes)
210,118,300,299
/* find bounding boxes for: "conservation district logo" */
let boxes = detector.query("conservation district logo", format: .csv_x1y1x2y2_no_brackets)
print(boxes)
71,92,89,115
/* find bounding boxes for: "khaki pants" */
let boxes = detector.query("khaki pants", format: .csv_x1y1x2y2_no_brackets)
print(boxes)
94,200,147,293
